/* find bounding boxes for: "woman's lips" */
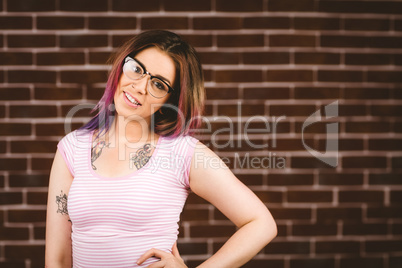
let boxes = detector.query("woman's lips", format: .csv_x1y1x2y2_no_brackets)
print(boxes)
123,91,141,108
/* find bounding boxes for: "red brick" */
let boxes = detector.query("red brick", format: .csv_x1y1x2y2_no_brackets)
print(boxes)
392,224,402,235
367,71,402,83
294,87,340,99
217,104,265,116
0,175,4,187
237,259,284,268
344,18,390,31
338,104,367,116
5,245,44,259
270,104,316,116
343,87,390,99
60,0,107,11
0,261,30,268
288,190,332,203
163,0,210,11
0,158,27,171
0,123,31,136
193,17,242,30
8,70,56,83
10,105,57,118
318,138,363,151
206,87,238,99
269,138,314,151
37,52,85,65
198,52,240,65
268,173,314,186
141,17,188,30
290,258,335,268
37,16,84,29
89,17,137,29
180,208,209,221
294,18,340,30
255,191,283,203
269,208,312,220
190,224,236,238
34,226,45,240
217,34,264,47
0,16,32,29
321,35,402,48
293,224,337,236
396,20,402,31
339,190,384,203
236,174,264,186
340,257,383,268
369,173,402,185
244,17,291,29
60,35,108,48
27,192,47,205
346,53,392,65
265,241,310,254
345,121,391,133
267,70,313,82
367,206,402,219
186,192,209,205
7,0,55,11
391,191,402,203
295,52,340,65
0,52,32,65
8,210,46,223
343,223,387,235
32,157,53,171
0,141,5,153
317,207,362,222
245,87,290,100
0,192,23,205
215,70,263,83
369,139,402,151
8,35,56,47
316,241,360,254
35,86,83,100
11,140,57,153
36,123,82,137
61,104,97,118
270,34,316,47
0,87,30,100
243,52,290,64
9,174,49,188
318,70,363,82
87,85,106,100
371,105,402,116
319,1,402,14
181,34,213,47
268,0,315,11
0,227,29,240
112,0,161,11
177,242,207,255
216,0,263,12
365,239,402,253
89,52,112,64
60,70,107,83
343,156,387,169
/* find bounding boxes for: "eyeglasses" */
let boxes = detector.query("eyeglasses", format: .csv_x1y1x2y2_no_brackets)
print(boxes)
123,56,175,99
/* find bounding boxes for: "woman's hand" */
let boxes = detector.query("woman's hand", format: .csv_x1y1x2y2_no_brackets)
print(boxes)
137,242,187,268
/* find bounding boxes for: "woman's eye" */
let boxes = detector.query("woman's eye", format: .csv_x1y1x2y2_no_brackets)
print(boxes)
153,80,167,91
133,66,142,74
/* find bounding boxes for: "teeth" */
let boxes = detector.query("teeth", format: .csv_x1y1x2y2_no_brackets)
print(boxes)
124,92,140,105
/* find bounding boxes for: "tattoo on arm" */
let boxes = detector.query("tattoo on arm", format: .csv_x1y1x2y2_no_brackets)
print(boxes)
91,140,110,170
56,190,68,216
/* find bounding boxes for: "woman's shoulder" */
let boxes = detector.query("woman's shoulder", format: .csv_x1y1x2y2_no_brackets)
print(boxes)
59,128,93,147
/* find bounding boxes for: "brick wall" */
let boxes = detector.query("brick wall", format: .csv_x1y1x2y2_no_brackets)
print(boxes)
1,0,402,267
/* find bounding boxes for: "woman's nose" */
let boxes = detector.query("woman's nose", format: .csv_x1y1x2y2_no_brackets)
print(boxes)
132,75,149,95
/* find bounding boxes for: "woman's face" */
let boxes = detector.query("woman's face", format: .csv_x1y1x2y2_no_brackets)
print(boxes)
114,46,176,125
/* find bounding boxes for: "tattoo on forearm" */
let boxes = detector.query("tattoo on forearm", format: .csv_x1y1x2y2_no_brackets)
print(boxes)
91,140,110,170
130,143,152,170
56,190,68,215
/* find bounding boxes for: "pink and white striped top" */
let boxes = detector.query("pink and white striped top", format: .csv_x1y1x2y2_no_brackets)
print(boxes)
57,130,199,267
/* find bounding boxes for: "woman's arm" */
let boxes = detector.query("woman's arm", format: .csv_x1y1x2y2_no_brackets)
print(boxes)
45,149,74,267
189,142,277,268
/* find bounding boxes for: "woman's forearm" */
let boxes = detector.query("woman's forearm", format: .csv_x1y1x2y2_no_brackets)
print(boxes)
197,216,277,268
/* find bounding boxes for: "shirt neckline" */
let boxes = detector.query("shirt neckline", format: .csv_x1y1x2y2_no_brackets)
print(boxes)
87,130,164,180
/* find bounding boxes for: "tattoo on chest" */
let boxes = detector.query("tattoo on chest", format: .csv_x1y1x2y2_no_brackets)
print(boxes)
56,190,68,216
91,140,111,170
130,143,153,170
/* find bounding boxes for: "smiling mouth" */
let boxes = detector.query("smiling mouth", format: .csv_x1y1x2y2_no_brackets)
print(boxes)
124,91,141,106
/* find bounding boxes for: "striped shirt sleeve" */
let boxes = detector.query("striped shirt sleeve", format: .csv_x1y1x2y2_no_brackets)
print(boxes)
57,131,77,177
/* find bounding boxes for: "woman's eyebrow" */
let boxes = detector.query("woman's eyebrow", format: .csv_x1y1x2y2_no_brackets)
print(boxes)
134,58,173,86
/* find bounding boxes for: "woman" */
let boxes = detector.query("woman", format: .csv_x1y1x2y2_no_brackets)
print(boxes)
45,30,277,267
